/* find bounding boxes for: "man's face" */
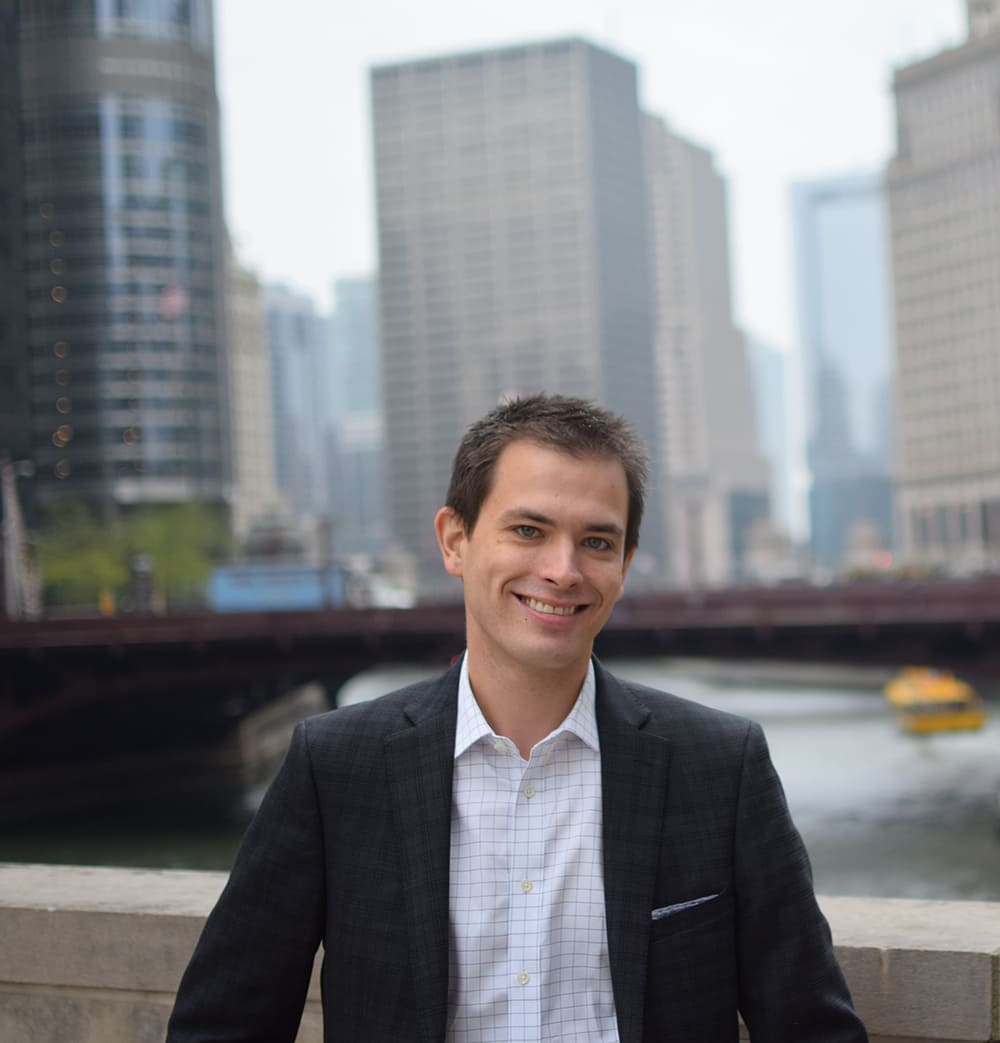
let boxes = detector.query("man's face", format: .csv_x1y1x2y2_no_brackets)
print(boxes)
435,440,634,682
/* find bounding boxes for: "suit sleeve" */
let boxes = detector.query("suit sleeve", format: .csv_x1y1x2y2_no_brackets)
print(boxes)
734,722,868,1042
166,720,326,1043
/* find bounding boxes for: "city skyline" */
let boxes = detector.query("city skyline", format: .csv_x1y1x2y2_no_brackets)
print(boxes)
216,0,963,350
3,1,994,587
370,39,667,585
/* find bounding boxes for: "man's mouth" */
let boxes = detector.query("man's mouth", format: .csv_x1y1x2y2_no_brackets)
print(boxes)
518,596,584,616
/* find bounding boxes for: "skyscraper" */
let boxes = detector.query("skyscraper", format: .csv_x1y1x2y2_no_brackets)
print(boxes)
328,276,385,559
0,1,230,513
0,6,28,472
370,39,663,587
791,173,894,571
330,277,380,420
886,4,1000,569
227,253,282,541
748,337,794,537
265,285,331,519
644,115,770,584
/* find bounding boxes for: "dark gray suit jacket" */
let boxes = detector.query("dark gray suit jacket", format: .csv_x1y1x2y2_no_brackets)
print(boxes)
166,659,867,1042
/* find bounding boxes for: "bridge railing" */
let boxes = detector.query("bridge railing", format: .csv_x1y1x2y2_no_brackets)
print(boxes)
0,862,997,1042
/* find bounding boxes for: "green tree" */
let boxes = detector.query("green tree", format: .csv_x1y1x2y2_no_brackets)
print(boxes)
34,500,231,611
125,503,230,607
34,500,128,607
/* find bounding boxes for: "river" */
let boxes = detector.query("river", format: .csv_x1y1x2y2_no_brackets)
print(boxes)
2,659,998,901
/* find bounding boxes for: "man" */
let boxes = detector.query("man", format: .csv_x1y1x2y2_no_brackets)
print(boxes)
167,394,867,1042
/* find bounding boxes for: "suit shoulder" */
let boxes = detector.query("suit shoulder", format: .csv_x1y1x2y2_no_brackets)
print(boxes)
299,666,456,746
616,676,758,745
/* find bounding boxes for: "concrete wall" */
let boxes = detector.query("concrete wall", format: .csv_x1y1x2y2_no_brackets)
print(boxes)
0,863,997,1042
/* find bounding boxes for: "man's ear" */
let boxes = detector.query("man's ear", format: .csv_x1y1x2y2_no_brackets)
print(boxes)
434,507,467,577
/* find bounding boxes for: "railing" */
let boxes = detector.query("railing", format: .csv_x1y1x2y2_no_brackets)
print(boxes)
3,575,1000,646
1,863,997,1042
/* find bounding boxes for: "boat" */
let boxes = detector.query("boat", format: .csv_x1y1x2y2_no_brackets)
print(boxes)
884,667,988,734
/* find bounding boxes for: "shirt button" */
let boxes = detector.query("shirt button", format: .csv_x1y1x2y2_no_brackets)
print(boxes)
493,740,506,753
517,971,530,986
522,784,536,799
520,879,533,893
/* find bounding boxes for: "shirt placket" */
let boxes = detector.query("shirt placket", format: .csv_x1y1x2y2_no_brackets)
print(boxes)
508,745,546,1042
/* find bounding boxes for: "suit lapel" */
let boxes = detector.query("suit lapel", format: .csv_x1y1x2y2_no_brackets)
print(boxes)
596,663,672,1043
381,661,671,1043
384,665,460,1043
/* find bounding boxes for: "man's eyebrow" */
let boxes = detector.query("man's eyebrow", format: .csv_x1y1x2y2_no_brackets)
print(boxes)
497,508,624,537
498,508,555,527
585,522,625,537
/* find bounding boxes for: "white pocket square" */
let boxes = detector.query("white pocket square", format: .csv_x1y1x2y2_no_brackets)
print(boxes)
651,894,719,920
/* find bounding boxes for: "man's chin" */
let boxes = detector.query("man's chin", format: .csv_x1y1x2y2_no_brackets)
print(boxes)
510,640,593,675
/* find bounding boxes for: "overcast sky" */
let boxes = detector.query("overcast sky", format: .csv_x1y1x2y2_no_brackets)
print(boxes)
215,0,964,350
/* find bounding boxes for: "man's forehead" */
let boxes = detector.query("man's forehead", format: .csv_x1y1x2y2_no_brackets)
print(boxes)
487,441,629,506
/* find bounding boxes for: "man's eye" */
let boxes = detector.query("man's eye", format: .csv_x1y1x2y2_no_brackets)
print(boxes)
515,525,540,538
584,536,611,551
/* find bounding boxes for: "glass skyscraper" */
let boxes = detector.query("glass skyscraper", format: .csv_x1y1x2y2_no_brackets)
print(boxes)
328,276,386,559
265,285,331,519
1,1,229,511
791,173,894,571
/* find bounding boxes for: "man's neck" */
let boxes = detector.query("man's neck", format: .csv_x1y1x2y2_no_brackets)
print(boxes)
465,652,590,759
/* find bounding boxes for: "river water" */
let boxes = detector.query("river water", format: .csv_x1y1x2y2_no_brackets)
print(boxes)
3,659,999,901
608,660,1000,902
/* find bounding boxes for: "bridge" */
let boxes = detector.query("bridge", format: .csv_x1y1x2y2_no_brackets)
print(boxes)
2,577,999,821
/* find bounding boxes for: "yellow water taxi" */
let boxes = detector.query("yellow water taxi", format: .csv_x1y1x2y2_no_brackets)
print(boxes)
884,667,988,734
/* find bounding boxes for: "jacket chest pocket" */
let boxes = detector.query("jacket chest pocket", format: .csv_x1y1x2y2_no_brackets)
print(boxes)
649,886,734,944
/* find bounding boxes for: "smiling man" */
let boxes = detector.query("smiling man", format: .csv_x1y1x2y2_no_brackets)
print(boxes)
435,436,634,759
167,394,867,1043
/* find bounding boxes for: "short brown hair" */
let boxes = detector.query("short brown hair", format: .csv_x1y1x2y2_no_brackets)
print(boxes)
445,393,649,554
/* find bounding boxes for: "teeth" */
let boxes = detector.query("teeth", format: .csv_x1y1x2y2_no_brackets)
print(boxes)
523,597,578,616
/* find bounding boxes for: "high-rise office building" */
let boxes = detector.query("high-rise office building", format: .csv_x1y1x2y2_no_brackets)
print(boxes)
227,253,282,541
330,277,380,420
265,285,332,519
644,115,769,584
748,337,794,537
370,39,663,587
791,173,894,571
1,1,230,512
0,7,28,472
328,276,385,558
887,5,1000,568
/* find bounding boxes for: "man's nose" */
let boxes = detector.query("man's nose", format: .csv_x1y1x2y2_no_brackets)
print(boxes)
540,538,583,586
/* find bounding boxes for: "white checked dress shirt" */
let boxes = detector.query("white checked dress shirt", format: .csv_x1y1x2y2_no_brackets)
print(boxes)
446,655,620,1042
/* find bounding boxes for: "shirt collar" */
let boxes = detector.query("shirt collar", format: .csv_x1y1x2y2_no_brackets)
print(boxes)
454,652,600,759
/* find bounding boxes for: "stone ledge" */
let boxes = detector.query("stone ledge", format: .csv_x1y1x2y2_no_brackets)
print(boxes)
0,864,321,1043
1,864,999,1042
821,895,1000,1042
0,864,232,995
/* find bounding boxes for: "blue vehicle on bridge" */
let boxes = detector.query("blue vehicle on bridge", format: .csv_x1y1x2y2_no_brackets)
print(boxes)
206,563,347,613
